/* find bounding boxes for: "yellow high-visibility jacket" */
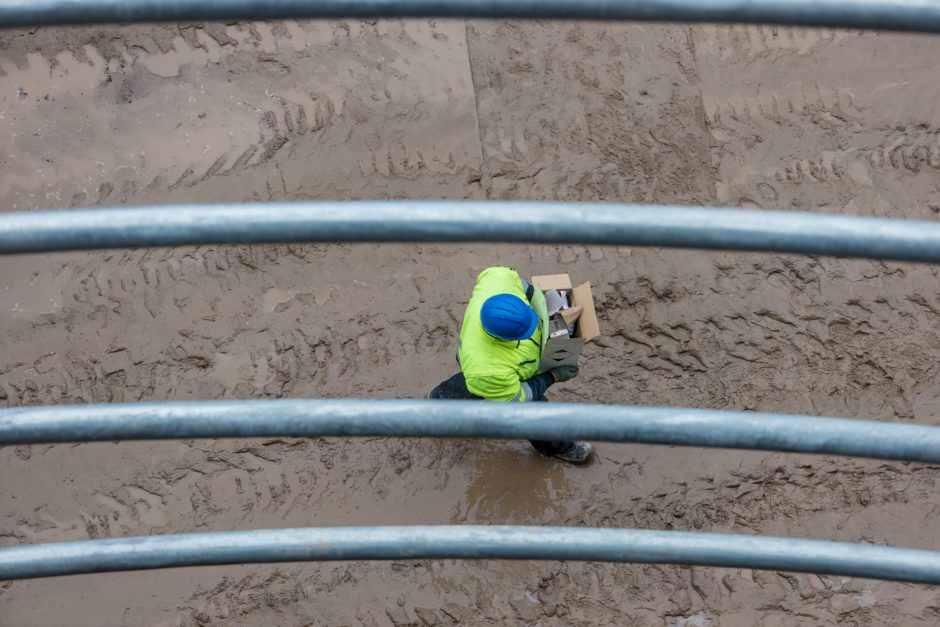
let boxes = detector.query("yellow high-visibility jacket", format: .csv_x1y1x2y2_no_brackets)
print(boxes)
458,267,548,402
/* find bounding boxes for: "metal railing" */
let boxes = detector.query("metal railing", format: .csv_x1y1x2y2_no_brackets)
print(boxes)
5,399,940,464
6,526,940,584
2,0,940,589
2,0,940,32
5,201,940,262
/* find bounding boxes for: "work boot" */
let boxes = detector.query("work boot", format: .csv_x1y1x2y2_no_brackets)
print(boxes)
553,440,593,464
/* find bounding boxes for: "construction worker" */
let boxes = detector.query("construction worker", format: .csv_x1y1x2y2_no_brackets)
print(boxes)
429,266,593,464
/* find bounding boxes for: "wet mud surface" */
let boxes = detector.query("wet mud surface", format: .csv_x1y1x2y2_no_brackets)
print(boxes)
2,19,940,626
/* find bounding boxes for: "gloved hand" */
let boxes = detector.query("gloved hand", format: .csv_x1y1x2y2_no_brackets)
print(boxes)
551,365,579,383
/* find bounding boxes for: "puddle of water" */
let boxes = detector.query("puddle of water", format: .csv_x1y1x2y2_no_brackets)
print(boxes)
462,442,570,523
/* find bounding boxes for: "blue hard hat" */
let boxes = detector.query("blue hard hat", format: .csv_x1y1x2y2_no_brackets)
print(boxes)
480,294,539,341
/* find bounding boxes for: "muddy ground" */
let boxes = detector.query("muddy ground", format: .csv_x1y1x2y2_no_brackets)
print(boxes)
2,18,940,626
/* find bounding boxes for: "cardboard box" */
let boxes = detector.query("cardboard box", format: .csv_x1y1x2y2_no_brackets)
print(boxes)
531,273,600,371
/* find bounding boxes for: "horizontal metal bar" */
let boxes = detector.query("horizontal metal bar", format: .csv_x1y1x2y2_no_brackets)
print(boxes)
4,399,940,464
2,0,940,32
4,201,940,263
3,525,940,582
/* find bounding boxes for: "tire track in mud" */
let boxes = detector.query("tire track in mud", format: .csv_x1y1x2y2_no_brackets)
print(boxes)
767,128,940,189
703,90,940,209
694,27,940,217
702,84,865,136
0,19,482,208
466,22,717,205
568,248,940,424
2,245,464,408
0,22,339,202
696,25,856,61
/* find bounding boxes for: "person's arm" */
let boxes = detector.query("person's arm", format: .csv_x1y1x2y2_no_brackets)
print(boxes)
523,365,579,400
521,371,555,401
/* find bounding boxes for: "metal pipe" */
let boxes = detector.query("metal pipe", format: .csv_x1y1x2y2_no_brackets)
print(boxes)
3,201,940,263
4,399,940,463
2,0,940,32
4,525,940,582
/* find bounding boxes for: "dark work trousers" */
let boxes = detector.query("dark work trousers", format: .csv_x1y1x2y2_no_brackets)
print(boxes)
428,372,573,456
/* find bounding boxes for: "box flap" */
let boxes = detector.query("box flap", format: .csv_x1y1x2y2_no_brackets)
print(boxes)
571,282,600,340
531,273,572,291
560,305,583,326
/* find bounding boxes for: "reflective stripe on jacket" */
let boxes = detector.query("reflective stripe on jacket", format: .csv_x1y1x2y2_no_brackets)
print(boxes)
457,267,548,402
